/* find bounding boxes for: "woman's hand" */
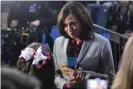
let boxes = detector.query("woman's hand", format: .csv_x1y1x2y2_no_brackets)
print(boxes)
65,76,77,88
66,68,86,84
63,67,86,88
74,70,86,84
65,68,86,88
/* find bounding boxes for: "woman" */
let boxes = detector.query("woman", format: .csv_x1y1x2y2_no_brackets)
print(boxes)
111,35,133,89
53,2,115,89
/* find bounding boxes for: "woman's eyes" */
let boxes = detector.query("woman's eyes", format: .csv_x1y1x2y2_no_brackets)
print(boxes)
64,22,76,27
70,22,76,26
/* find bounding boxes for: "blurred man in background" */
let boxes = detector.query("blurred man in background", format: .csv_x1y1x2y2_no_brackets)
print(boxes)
106,1,133,36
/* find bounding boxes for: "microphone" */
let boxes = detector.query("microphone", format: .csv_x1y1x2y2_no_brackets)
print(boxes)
67,45,77,69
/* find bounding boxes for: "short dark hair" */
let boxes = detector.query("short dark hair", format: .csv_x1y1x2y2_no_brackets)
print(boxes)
57,2,94,40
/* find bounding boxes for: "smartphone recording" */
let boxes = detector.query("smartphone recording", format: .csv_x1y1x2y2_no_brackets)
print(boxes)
86,75,109,89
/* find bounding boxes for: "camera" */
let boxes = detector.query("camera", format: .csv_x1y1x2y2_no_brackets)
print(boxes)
21,32,29,44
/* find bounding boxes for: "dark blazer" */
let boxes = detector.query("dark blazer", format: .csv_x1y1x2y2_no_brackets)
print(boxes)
53,33,115,89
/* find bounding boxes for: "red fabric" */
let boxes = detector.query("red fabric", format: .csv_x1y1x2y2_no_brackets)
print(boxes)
20,58,25,62
47,51,51,60
63,82,68,89
32,52,36,56
71,40,83,45
71,40,84,57
37,61,47,69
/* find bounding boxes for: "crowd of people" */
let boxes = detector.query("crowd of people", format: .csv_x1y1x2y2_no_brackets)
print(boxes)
1,1,133,89
106,1,133,36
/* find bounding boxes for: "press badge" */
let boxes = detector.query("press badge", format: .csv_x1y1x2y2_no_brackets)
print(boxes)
61,64,74,76
61,64,69,75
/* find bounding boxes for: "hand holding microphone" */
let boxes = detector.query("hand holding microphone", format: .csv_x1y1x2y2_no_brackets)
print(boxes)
65,68,86,88
73,70,86,84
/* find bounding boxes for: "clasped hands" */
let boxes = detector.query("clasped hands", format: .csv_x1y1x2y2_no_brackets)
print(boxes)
64,68,86,88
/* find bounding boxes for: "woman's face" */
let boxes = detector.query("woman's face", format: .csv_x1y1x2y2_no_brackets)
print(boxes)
64,14,81,40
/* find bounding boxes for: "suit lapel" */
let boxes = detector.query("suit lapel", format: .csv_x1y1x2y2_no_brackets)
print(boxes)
62,38,69,66
77,40,92,63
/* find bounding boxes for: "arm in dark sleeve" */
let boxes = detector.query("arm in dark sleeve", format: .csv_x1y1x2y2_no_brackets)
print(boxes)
39,18,57,27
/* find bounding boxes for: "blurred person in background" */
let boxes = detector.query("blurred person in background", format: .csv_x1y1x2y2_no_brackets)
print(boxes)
106,1,133,36
2,1,66,67
111,35,133,89
17,42,55,89
1,66,41,89
105,1,133,72
8,1,56,29
7,1,56,50
7,1,66,51
54,2,115,89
